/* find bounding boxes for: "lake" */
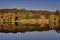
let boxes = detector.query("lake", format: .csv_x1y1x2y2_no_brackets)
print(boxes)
0,22,60,40
0,30,60,40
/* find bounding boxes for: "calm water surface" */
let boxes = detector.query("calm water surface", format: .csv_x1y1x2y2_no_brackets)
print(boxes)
0,30,60,40
0,22,60,40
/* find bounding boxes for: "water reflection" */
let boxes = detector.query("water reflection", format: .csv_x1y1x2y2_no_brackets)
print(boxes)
0,22,60,33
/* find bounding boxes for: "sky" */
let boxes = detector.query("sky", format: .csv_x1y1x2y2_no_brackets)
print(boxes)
0,0,60,11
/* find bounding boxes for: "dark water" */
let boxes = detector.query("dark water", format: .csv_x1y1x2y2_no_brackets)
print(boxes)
0,22,60,40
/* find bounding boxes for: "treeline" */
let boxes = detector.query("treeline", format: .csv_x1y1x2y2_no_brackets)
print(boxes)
0,8,60,21
0,8,60,14
0,8,60,17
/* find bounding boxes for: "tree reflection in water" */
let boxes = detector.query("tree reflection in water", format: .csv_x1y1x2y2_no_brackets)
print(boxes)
0,22,60,33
